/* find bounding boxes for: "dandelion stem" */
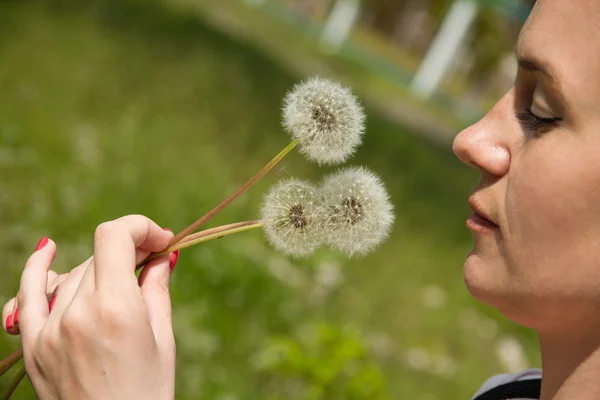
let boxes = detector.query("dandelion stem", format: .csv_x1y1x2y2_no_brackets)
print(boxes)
0,348,22,376
0,366,26,400
177,220,261,245
168,139,299,246
140,221,264,266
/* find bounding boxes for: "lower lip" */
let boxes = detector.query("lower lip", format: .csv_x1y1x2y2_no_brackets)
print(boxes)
466,212,499,233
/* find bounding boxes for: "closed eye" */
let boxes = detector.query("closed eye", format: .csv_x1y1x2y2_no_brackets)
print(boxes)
516,107,562,137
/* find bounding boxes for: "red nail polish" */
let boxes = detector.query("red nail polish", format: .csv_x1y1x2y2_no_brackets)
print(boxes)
49,295,57,312
13,308,19,325
5,314,13,330
169,250,179,272
36,237,49,251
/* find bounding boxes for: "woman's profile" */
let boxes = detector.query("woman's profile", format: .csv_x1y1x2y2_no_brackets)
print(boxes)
454,1,600,398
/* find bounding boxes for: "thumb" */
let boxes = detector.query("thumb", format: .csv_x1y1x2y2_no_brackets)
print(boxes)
138,250,178,353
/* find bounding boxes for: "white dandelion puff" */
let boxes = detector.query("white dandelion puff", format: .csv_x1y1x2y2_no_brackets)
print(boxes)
320,166,394,257
261,179,325,257
282,77,366,166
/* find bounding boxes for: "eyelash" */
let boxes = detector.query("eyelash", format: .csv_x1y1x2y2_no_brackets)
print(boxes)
516,107,562,136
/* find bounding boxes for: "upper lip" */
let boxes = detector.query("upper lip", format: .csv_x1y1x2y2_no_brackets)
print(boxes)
468,196,498,226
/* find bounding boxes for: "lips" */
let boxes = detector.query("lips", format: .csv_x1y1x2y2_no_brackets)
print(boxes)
467,197,499,232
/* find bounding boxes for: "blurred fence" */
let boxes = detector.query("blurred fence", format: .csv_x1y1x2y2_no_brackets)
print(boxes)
204,0,531,141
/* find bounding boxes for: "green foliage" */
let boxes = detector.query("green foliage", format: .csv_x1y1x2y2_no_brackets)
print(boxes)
254,323,388,400
468,7,518,79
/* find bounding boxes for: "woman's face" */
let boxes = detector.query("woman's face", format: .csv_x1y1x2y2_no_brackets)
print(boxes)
453,0,600,333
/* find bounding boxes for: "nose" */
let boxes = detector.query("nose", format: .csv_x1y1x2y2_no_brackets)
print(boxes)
452,97,511,177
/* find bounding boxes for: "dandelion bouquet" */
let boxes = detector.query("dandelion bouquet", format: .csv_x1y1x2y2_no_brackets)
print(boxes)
0,77,394,397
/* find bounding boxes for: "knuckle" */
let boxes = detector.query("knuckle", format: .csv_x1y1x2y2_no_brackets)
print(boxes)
94,221,118,242
124,213,146,222
59,304,91,337
117,214,149,229
96,296,130,330
120,214,155,235
38,325,60,357
43,334,61,355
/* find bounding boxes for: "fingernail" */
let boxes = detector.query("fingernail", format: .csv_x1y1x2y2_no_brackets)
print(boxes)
163,228,172,233
49,295,57,312
36,237,49,251
169,250,179,272
5,314,13,330
13,308,19,325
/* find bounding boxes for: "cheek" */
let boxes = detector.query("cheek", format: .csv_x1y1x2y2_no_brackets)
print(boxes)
505,142,600,280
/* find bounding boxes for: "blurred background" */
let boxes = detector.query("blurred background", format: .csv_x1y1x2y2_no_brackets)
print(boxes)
0,0,539,399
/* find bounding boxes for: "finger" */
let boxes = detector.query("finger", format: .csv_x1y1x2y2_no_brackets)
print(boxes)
7,247,50,334
2,297,16,333
18,238,57,348
93,215,171,290
9,238,57,335
9,269,62,335
133,228,174,266
138,250,178,351
46,258,91,324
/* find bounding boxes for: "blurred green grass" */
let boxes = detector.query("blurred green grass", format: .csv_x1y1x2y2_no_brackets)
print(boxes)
0,0,538,399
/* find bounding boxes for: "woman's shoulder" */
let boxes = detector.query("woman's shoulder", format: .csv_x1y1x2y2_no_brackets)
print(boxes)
471,369,543,400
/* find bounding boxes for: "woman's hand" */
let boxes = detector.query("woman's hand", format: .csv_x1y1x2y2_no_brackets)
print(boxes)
2,215,179,400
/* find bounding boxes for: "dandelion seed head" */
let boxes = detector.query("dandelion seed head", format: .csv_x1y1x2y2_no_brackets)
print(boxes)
282,77,365,165
261,179,325,257
321,166,394,256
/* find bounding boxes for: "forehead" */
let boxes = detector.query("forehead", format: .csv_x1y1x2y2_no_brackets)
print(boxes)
518,0,600,101
520,0,600,43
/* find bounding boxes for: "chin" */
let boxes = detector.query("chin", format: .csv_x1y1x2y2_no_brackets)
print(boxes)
462,253,542,329
463,252,511,308
463,263,497,305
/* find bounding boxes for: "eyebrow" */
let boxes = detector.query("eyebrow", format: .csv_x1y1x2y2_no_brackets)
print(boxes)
514,49,559,83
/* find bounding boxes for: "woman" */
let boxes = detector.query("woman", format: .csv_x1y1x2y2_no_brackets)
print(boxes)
454,0,600,398
3,0,600,398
